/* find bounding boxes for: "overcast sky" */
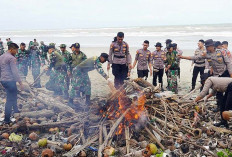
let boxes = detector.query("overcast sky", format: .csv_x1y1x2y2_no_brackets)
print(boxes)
0,0,231,31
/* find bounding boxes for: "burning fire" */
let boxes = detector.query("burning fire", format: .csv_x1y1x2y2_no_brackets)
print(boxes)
104,90,147,135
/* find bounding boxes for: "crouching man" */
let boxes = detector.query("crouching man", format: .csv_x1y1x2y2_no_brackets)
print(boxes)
68,53,112,110
194,74,232,128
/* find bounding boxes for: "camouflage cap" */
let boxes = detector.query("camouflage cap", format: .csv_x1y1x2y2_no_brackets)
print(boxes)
49,43,56,46
59,44,66,48
70,43,80,49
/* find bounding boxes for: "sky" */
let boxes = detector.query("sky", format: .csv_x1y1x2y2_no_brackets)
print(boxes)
0,0,231,31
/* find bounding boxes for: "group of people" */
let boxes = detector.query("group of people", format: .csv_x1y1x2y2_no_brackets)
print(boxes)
0,32,232,128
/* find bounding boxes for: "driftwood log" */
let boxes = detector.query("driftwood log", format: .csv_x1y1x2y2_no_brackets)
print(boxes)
17,110,54,118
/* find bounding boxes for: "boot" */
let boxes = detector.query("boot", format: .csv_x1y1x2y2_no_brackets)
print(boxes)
86,95,91,106
214,120,229,128
63,91,69,100
68,98,74,108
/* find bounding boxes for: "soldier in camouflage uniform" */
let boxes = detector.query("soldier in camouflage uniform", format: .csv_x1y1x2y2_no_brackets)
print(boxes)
39,41,48,62
16,43,30,77
45,45,68,98
70,43,87,73
165,44,179,94
28,43,45,88
68,53,110,108
0,38,4,56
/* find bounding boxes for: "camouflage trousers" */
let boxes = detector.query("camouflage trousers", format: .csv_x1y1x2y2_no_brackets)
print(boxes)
46,68,68,95
167,69,178,94
69,68,91,99
32,63,41,86
0,49,4,56
17,63,28,77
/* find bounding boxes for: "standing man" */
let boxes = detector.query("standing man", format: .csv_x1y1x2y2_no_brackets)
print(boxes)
16,43,30,77
179,39,232,112
39,41,48,62
132,40,152,80
222,41,232,63
107,32,132,89
33,39,39,46
59,44,72,91
0,38,4,56
152,42,166,89
0,43,23,124
69,53,110,109
165,44,179,94
191,40,206,91
28,43,44,88
45,45,68,98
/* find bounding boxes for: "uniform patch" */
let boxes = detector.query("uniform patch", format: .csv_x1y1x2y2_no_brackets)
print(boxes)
216,53,222,56
123,44,126,47
207,59,212,62
155,55,158,58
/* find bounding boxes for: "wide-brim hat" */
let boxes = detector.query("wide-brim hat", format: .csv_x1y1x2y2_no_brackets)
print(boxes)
205,39,214,47
155,42,163,47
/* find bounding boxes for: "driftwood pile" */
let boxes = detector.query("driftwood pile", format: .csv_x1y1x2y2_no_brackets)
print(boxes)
0,78,231,157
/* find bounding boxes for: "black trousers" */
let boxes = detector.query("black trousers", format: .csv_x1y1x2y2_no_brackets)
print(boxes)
192,66,205,89
219,82,232,122
112,64,128,89
1,81,18,122
216,70,230,110
137,69,148,79
153,69,164,87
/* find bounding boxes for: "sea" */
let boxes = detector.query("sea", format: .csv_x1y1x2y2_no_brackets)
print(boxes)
0,24,232,55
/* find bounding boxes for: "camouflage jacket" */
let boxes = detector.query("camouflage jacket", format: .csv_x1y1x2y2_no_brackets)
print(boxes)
165,51,179,70
48,51,65,70
29,48,45,67
16,49,30,65
71,51,87,69
75,56,108,79
58,50,72,72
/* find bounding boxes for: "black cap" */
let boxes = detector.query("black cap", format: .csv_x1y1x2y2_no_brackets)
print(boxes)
70,43,80,49
167,44,174,49
100,53,109,61
222,41,228,45
172,43,177,48
48,45,55,49
204,39,214,47
165,39,172,44
200,73,209,82
20,42,26,46
155,42,163,47
214,41,222,48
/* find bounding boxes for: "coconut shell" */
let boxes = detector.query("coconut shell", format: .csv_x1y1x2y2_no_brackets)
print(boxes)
29,132,38,141
63,143,72,151
222,111,232,121
2,133,9,139
41,149,54,157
